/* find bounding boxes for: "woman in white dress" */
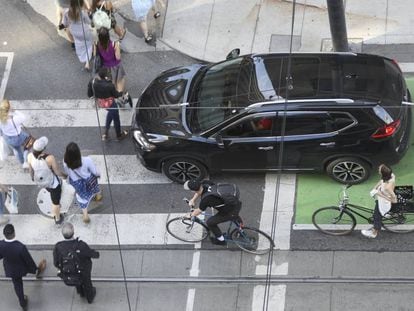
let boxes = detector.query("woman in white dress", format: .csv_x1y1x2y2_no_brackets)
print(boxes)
63,0,94,71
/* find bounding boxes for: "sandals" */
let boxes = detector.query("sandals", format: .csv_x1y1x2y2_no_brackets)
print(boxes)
144,35,153,43
119,28,127,41
154,11,161,19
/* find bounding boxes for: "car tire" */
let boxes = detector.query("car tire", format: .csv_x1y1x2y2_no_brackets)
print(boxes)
326,157,370,185
163,158,208,184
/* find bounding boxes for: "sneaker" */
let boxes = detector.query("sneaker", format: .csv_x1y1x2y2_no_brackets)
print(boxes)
22,162,29,170
21,295,28,310
54,214,64,225
87,287,96,304
36,259,46,279
116,130,128,141
209,236,226,245
0,216,9,225
361,228,377,239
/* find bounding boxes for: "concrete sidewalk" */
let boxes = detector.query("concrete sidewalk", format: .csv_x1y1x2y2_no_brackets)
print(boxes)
2,249,414,310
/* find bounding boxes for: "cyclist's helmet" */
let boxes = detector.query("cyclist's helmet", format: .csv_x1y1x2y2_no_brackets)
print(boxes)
184,180,201,191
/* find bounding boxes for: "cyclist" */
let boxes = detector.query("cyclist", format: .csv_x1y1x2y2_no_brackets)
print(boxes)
361,164,397,239
184,179,242,245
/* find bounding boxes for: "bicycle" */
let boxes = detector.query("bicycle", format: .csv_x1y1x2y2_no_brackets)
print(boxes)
166,199,275,255
312,185,414,235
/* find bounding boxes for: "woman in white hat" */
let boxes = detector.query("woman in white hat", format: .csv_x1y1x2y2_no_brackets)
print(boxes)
27,136,67,224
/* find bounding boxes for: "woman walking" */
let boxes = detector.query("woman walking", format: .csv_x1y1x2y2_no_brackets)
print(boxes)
131,0,161,43
63,0,94,71
361,164,397,239
96,27,130,95
90,0,127,40
64,142,102,224
28,137,67,224
0,99,29,169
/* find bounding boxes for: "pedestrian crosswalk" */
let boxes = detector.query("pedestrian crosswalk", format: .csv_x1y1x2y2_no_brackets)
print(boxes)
2,99,176,246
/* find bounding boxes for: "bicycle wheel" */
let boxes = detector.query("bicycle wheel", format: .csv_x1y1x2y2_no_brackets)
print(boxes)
312,206,356,235
230,227,274,255
166,217,209,242
382,209,414,233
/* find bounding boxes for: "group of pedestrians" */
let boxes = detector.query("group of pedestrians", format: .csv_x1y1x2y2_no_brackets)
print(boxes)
57,0,162,71
0,222,99,309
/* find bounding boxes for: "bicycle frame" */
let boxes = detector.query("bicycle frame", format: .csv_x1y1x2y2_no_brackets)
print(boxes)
338,186,374,223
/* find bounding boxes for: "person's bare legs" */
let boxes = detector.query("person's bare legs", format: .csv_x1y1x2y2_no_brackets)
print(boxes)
139,20,150,40
114,25,126,40
82,208,90,223
116,77,126,93
52,204,61,221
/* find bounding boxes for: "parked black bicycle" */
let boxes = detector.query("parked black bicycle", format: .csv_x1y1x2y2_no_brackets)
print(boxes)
312,185,414,235
166,199,275,255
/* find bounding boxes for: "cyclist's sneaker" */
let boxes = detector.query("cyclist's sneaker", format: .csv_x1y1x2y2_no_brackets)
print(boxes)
210,236,226,245
361,228,377,239
383,213,392,219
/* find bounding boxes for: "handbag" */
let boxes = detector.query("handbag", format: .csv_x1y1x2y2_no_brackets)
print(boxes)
97,97,114,109
73,170,99,193
5,187,18,214
92,53,102,76
11,118,35,150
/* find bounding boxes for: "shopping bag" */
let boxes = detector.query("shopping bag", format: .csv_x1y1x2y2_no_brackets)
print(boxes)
5,187,18,214
0,136,12,161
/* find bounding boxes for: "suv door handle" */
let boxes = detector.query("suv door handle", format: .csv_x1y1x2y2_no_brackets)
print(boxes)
320,142,336,146
258,146,274,150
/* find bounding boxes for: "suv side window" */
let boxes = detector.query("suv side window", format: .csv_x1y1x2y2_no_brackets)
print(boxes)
221,114,275,138
275,112,354,136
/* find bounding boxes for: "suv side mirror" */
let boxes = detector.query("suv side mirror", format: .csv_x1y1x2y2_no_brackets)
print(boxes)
226,49,240,60
215,135,224,148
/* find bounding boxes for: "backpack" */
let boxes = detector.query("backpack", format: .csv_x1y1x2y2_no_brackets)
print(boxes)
31,155,54,188
203,183,241,210
92,2,111,30
58,240,82,286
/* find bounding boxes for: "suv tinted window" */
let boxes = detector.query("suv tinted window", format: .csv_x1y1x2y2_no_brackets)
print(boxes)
276,112,354,136
221,114,274,138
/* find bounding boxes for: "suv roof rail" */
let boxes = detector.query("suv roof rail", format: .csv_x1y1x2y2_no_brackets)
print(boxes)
248,98,355,109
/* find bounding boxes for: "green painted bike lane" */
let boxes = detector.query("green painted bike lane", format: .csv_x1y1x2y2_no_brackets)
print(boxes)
295,77,414,225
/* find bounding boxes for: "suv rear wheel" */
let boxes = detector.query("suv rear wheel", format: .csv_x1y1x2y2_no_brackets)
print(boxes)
163,158,208,184
326,157,370,184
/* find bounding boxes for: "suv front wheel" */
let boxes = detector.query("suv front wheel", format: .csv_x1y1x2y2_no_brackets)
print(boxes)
326,157,370,184
163,158,208,184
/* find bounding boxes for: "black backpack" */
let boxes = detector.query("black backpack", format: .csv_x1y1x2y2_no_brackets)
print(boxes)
58,240,82,286
203,183,241,210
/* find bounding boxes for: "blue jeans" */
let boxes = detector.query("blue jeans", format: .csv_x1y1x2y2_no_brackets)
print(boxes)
105,103,121,136
3,132,28,164
0,192,4,216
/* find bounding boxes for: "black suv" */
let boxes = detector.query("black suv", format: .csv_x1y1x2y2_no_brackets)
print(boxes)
131,52,411,184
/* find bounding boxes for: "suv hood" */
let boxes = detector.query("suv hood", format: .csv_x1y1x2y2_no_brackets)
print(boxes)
136,64,204,136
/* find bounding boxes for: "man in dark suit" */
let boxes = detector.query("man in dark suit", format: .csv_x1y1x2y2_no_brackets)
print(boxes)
0,224,46,310
53,222,100,304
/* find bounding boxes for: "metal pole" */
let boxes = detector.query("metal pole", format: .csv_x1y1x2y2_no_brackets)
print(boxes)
327,0,349,52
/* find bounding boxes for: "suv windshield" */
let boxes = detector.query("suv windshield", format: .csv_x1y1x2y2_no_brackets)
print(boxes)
189,57,245,132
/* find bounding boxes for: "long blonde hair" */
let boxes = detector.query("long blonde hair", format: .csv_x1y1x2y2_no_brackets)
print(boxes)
0,99,11,123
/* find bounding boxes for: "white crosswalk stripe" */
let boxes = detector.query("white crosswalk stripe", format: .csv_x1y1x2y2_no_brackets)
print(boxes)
0,155,170,185
4,213,189,246
10,100,134,127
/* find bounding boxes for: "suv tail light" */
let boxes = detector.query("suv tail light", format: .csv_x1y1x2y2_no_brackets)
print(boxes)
371,119,401,139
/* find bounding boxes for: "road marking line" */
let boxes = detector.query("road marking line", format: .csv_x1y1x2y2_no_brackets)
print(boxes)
253,174,294,311
293,223,385,230
0,52,13,100
9,100,134,127
185,289,196,311
7,213,192,245
0,155,170,185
